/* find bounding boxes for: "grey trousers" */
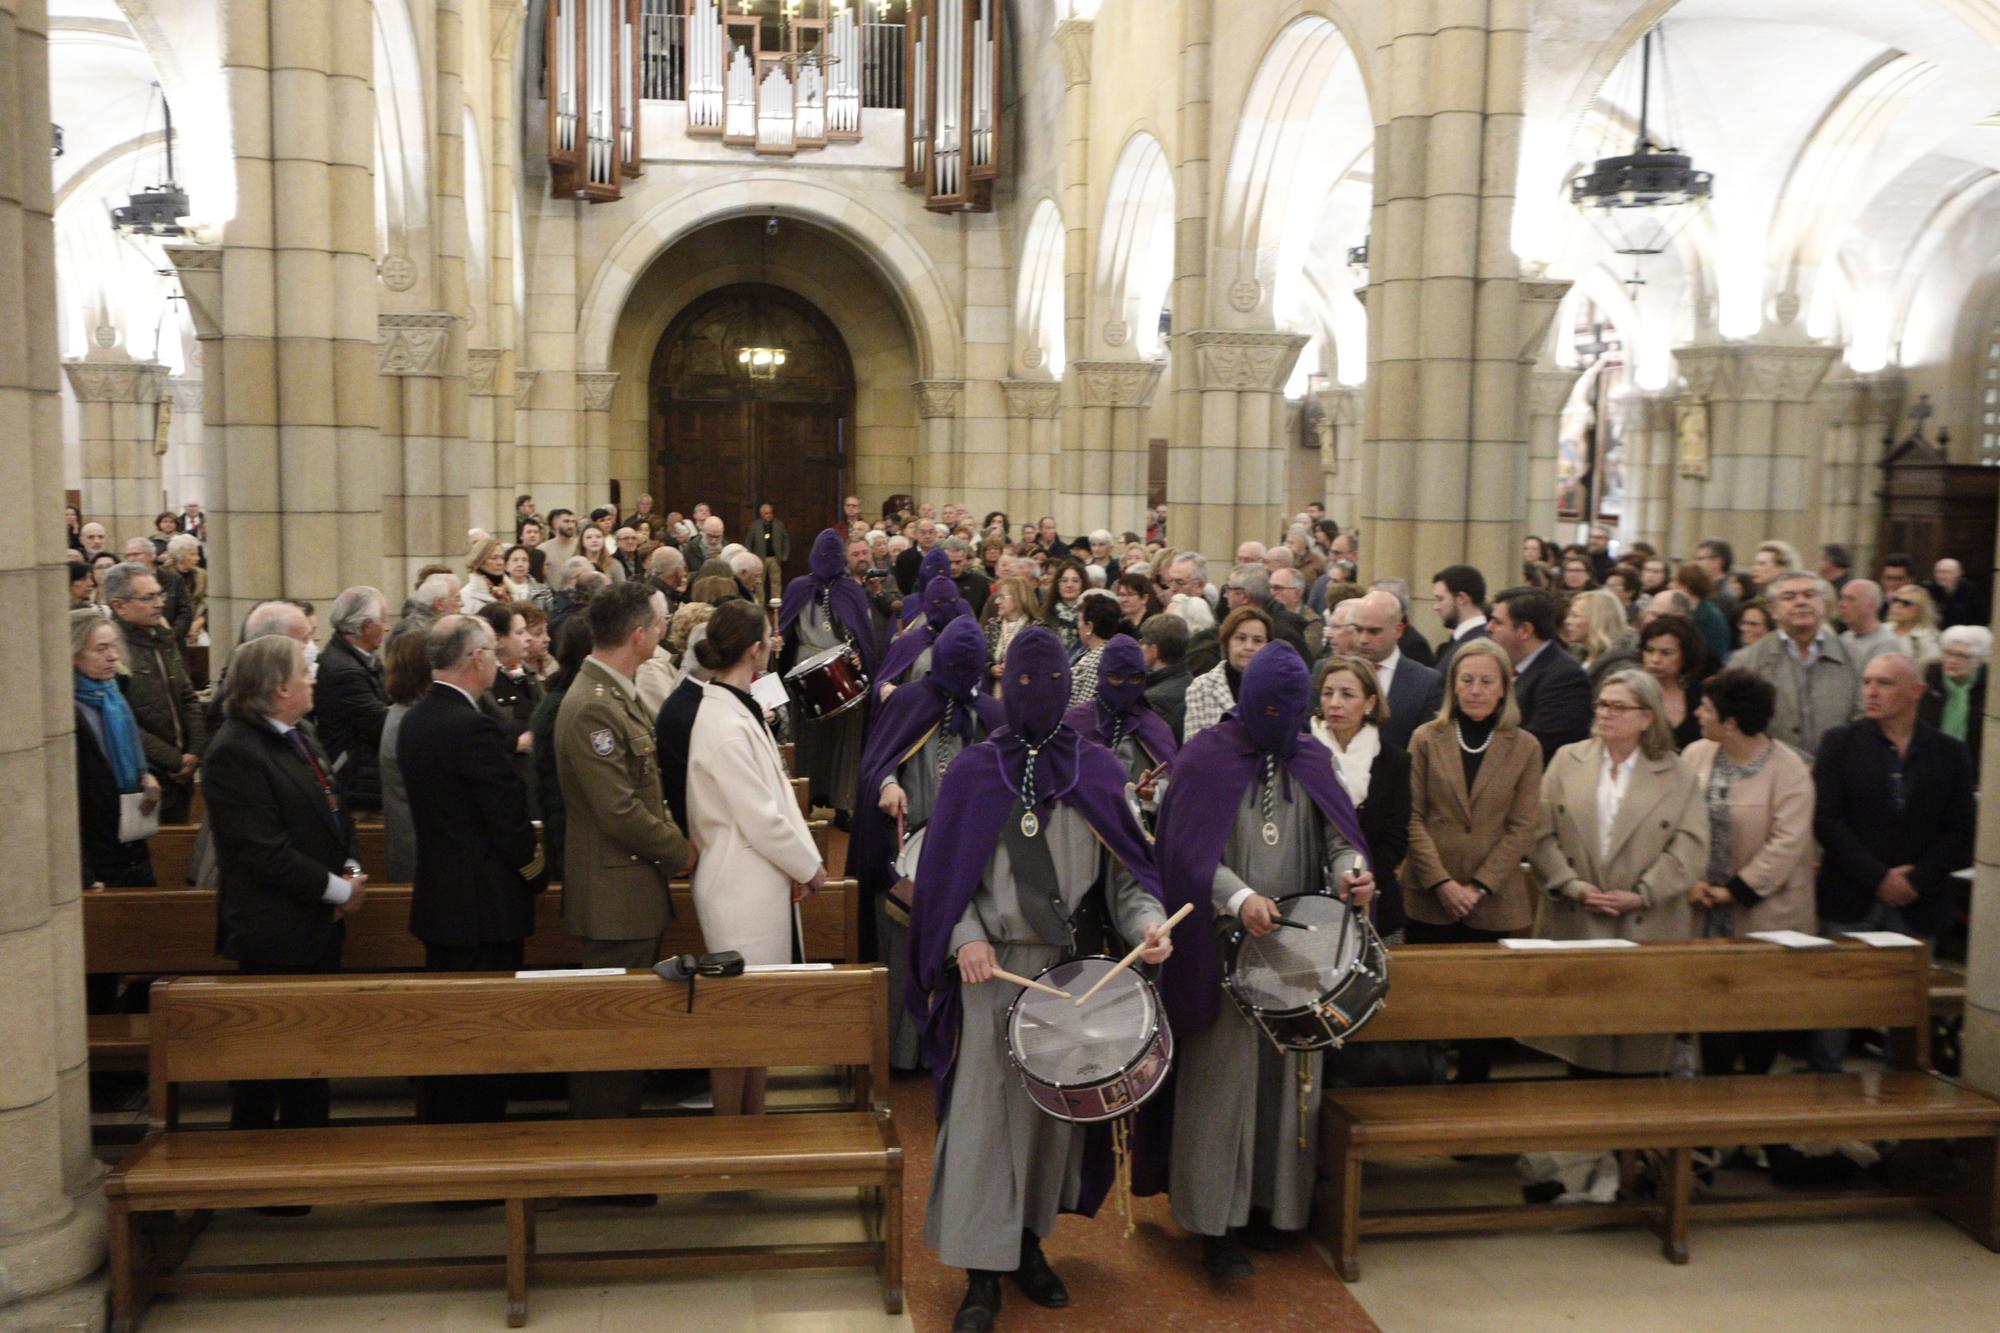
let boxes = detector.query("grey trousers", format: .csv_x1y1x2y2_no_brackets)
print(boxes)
569,936,659,1118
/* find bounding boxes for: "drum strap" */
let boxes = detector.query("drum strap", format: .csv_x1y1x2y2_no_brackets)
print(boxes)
1004,802,1076,951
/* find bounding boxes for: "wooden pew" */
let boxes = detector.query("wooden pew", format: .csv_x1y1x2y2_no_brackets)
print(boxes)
145,823,389,890
1318,940,2000,1278
107,967,902,1329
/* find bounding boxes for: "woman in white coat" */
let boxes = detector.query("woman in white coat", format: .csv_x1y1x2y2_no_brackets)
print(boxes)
685,600,828,1115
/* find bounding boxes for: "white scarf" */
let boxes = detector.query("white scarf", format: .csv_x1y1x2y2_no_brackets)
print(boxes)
1312,718,1379,806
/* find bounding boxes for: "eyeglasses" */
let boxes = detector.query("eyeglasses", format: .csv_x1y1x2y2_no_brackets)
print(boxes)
1594,700,1649,714
1890,597,1920,607
122,592,166,605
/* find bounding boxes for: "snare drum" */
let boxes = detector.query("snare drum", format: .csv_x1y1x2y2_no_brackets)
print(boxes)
1223,892,1389,1052
1006,956,1174,1123
885,826,926,918
784,644,869,721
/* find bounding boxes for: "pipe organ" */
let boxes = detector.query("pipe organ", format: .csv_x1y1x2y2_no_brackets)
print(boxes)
904,0,999,212
547,0,645,200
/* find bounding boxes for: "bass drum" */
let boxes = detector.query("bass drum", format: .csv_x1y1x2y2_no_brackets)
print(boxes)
1223,892,1389,1052
784,644,869,722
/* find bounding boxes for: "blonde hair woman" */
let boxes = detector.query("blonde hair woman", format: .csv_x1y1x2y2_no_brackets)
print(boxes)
1750,539,1799,588
1527,668,1707,1074
1563,588,1637,686
1886,584,1942,666
579,524,624,582
983,575,1041,686
463,536,506,611
1311,654,1411,939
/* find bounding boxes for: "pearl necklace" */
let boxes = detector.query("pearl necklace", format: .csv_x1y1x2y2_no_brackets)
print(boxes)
1455,720,1494,755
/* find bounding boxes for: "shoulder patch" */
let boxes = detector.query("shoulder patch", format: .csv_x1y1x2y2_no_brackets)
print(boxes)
590,728,616,756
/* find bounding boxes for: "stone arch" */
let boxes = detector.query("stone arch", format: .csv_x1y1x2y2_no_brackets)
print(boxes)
1014,198,1066,377
373,0,432,259
1211,14,1373,329
1093,131,1174,358
579,172,959,379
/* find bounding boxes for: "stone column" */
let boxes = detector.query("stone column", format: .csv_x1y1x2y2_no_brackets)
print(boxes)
1,2,106,1324
1320,384,1365,534
1053,17,1092,528
1966,534,2000,1099
1168,0,1213,561
482,6,523,534
380,312,464,585
164,377,208,520
576,372,620,510
914,380,964,501
1611,388,1675,552
467,347,508,532
1814,372,1900,571
1673,343,1837,558
65,359,169,543
1070,361,1164,539
1526,366,1580,539
168,0,382,648
1170,331,1304,561
1000,379,1061,528
1362,0,1529,605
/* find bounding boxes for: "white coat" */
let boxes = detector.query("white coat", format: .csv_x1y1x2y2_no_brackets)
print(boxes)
685,681,823,964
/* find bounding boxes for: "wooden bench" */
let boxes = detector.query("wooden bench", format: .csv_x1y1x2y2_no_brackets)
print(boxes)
107,967,902,1329
145,822,389,889
1317,940,2000,1279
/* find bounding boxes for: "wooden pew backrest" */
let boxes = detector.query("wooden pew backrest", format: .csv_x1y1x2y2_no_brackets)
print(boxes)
1356,940,1929,1066
148,967,889,1127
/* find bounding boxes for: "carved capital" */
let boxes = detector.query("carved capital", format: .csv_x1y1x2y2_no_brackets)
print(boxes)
1320,384,1363,428
1673,345,1729,402
913,379,964,419
491,1,522,58
1000,379,1062,419
1072,359,1164,408
168,377,204,413
163,244,223,339
377,312,453,376
1529,367,1581,416
1175,330,1308,394
577,371,620,412
1734,344,1838,402
1518,278,1574,359
1054,19,1093,87
513,370,540,409
1611,388,1676,434
63,359,168,404
467,347,505,396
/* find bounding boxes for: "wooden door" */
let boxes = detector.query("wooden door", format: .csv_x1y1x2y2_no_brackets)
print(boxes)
650,283,853,585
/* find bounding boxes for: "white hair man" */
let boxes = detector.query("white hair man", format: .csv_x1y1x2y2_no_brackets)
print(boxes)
412,573,464,620
317,587,392,811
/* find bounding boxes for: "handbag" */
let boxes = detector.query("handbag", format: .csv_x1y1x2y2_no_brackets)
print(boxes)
118,791,161,843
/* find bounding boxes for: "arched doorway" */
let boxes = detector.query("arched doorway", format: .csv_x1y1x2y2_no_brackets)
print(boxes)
650,283,854,583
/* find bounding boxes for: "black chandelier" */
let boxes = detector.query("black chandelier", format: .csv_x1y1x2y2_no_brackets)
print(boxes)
1570,27,1711,259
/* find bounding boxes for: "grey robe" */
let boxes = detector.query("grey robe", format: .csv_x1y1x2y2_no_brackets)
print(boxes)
793,601,865,814
924,804,1165,1272
1170,780,1360,1236
877,721,962,1069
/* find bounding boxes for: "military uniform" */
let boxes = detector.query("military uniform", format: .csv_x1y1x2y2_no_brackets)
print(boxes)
555,655,692,1118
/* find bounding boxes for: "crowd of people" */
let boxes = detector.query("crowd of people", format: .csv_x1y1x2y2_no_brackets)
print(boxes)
64,491,1988,1330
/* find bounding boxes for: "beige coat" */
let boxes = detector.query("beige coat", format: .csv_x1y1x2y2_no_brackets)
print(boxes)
685,682,824,965
1400,720,1544,932
1680,739,1817,935
1527,739,1709,1073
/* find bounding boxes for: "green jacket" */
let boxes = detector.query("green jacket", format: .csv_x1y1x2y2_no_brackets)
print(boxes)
118,620,205,776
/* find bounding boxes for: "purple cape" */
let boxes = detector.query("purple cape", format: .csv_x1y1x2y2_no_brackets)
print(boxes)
905,727,1166,1217
1151,715,1371,1039
778,575,880,676
846,677,1006,914
875,609,974,692
1062,698,1177,772
896,548,953,629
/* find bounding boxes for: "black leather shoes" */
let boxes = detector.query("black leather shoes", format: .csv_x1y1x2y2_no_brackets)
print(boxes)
953,1271,1002,1332
1012,1229,1069,1308
1202,1232,1254,1280
1238,1210,1287,1252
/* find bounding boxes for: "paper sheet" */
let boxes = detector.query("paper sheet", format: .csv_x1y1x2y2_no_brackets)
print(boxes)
750,671,790,712
513,967,628,978
744,963,836,972
1746,930,1835,949
1498,937,1638,950
1839,931,1924,948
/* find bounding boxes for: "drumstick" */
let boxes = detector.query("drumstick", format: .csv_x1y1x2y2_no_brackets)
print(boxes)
1073,902,1194,1007
990,967,1071,999
1270,915,1318,932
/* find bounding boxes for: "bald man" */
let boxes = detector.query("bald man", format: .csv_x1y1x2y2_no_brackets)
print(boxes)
1808,652,1974,1068
1350,590,1443,749
1836,579,1896,666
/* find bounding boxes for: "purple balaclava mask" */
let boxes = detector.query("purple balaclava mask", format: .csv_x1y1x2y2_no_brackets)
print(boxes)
1237,642,1310,759
923,576,962,632
915,546,951,591
808,527,846,582
930,616,986,701
1002,626,1072,744
1096,634,1148,715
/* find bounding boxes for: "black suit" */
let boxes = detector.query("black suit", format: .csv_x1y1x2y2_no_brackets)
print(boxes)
655,676,706,833
1396,623,1436,669
1379,657,1446,751
1812,719,1974,940
1352,740,1412,937
1434,622,1492,682
314,634,388,810
1512,642,1593,762
204,715,358,1129
399,683,545,1121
